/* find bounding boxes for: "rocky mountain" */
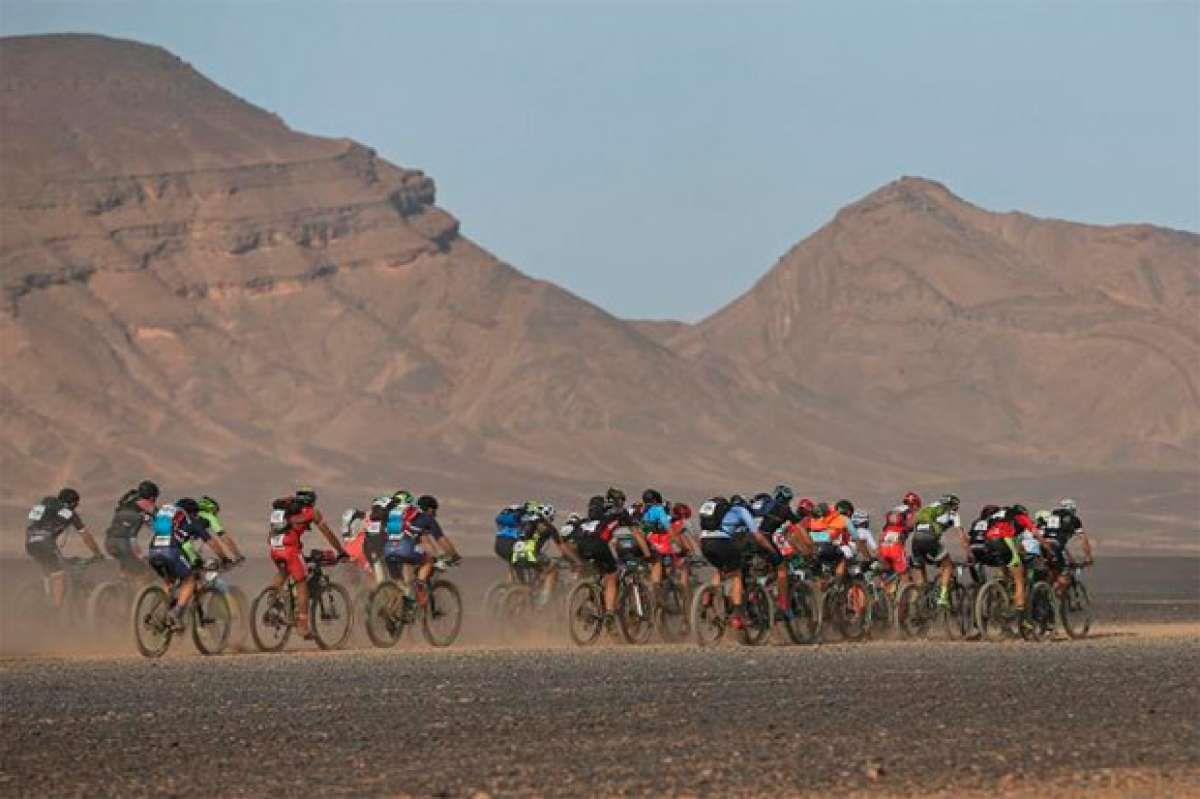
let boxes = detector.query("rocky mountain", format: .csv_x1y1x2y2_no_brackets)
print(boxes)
2,35,1195,551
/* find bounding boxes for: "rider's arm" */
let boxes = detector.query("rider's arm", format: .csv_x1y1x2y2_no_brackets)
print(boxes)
1076,531,1094,565
313,509,347,555
555,537,584,566
633,528,653,559
77,527,104,558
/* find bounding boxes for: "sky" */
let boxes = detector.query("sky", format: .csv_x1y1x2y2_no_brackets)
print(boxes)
1,1,1196,321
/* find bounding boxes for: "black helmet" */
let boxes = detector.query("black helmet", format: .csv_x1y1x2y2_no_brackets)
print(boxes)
417,495,439,512
774,484,795,503
296,486,317,506
606,487,626,507
177,497,200,516
137,480,160,500
58,487,80,508
642,488,663,505
835,499,855,516
980,504,1000,519
729,494,747,508
1010,503,1028,516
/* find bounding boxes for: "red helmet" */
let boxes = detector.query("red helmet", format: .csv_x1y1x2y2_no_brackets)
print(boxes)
671,502,692,521
903,491,922,510
797,498,815,514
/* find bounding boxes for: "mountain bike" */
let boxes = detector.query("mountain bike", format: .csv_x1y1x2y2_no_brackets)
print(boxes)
861,560,895,640
1056,562,1093,639
133,559,233,658
974,555,1056,642
13,555,105,631
895,562,970,640
821,567,869,642
564,563,608,646
250,550,354,652
497,558,576,638
780,557,821,645
690,555,774,648
363,557,463,648
652,554,705,643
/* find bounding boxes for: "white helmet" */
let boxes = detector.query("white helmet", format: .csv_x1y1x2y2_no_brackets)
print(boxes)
1057,498,1078,514
540,503,556,522
851,510,870,528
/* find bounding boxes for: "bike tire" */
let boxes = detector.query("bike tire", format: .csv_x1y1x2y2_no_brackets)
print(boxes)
942,582,970,641
191,589,232,655
312,581,354,650
483,581,510,620
974,580,1012,642
786,580,821,645
866,586,892,641
617,575,655,645
132,585,172,659
737,583,773,647
421,579,463,647
566,581,605,647
1022,581,1056,642
838,580,869,642
88,580,132,636
250,586,292,653
654,581,690,643
690,584,725,648
365,581,406,648
1059,580,1093,639
895,583,932,639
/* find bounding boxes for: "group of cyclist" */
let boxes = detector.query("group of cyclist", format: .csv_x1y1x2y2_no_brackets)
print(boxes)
488,485,1095,632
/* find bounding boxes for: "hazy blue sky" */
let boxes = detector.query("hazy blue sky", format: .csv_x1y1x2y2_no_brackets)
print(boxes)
2,1,1196,321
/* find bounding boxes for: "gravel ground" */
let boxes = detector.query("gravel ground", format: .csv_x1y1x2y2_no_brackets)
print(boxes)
1,626,1197,797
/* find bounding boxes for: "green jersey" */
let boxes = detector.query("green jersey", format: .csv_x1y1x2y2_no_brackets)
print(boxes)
198,510,224,536
913,504,961,537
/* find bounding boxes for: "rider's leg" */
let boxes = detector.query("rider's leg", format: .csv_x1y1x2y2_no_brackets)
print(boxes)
173,575,197,619
937,556,953,605
649,559,663,586
48,571,66,609
540,566,558,603
776,564,791,613
602,572,618,614
294,578,311,635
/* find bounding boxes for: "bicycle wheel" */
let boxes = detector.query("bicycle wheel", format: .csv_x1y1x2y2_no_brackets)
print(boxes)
974,580,1012,642
312,582,353,650
838,580,869,641
191,589,232,655
943,582,971,641
422,579,463,647
1022,582,1056,642
895,583,932,639
691,584,726,648
566,581,605,646
618,576,655,645
365,581,406,648
737,583,774,646
654,581,690,643
132,585,173,659
483,581,510,620
88,580,132,636
224,585,250,651
250,586,292,652
786,580,821,645
867,586,892,640
1059,580,1093,639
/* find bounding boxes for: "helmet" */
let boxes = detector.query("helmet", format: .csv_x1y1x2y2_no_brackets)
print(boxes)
417,495,439,512
392,490,414,506
671,502,693,521
296,486,317,506
605,488,626,507
835,499,855,516
57,487,80,508
773,484,794,503
903,491,922,510
372,494,393,509
566,512,582,525
729,494,747,508
1034,509,1051,526
939,493,960,510
197,495,220,514
797,498,815,514
980,504,1000,519
1010,503,1028,516
177,497,200,516
137,480,160,500
1057,498,1078,514
540,503,556,522
851,509,870,528
523,499,540,515
641,488,663,505
814,502,830,517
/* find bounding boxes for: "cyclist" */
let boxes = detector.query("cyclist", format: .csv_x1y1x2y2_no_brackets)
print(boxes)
754,485,806,620
1038,498,1094,597
697,494,761,629
910,493,963,608
984,503,1038,616
196,495,245,564
267,487,347,638
401,495,462,600
878,503,915,591
513,503,582,606
964,504,1005,573
25,488,104,608
849,508,877,561
598,489,650,628
148,498,232,631
494,502,526,573
103,480,159,578
647,498,697,598
805,501,855,580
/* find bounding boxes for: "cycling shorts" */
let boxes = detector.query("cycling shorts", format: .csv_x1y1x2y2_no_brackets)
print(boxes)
816,542,844,566
149,549,193,581
1042,539,1068,569
911,532,948,564
701,537,743,573
270,546,306,582
494,536,516,563
971,541,1008,568
878,541,908,574
385,548,426,569
576,536,617,575
25,539,63,577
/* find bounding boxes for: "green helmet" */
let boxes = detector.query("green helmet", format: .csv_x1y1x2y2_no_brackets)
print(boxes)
392,490,414,506
523,500,540,514
939,493,960,510
197,495,220,515
1034,509,1051,526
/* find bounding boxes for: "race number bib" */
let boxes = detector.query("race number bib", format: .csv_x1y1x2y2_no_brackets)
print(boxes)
366,520,382,535
57,507,73,520
152,534,172,548
269,533,286,548
269,509,288,531
27,504,46,522
1046,515,1061,530
915,522,933,533
698,500,717,517
511,540,534,563
581,520,600,535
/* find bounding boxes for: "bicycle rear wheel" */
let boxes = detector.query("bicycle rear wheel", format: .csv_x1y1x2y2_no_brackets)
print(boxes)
132,585,173,659
867,586,892,640
422,579,463,647
786,580,821,645
691,584,726,648
312,582,353,650
250,586,292,652
654,580,690,643
896,583,932,639
737,583,773,646
1059,580,1093,639
975,580,1012,642
365,581,406,648
88,580,132,636
943,582,971,640
838,580,869,641
224,585,249,651
192,589,232,655
1022,581,1056,642
618,576,656,645
566,581,604,646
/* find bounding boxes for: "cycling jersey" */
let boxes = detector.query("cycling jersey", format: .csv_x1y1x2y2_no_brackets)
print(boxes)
810,511,850,547
105,494,155,541
513,518,559,564
913,504,960,537
881,505,912,546
1042,510,1084,547
985,509,1035,540
25,496,83,546
270,503,318,550
150,507,211,552
705,505,755,539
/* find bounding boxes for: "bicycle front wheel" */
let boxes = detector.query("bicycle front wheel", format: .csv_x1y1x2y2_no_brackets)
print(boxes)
192,589,232,655
654,580,690,643
786,580,821,645
617,576,655,645
224,585,250,651
365,581,406,648
250,586,292,653
1059,580,1093,639
422,579,463,647
310,581,353,650
1022,581,1056,642
566,581,605,646
943,582,971,641
132,585,172,659
88,580,132,636
691,584,726,648
975,580,1012,642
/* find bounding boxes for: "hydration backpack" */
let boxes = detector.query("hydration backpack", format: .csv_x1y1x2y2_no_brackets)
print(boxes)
698,497,730,532
749,493,773,519
153,505,178,536
495,507,523,529
269,497,299,533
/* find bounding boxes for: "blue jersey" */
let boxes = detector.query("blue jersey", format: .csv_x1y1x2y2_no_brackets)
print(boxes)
718,506,756,537
149,507,210,552
641,504,671,533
